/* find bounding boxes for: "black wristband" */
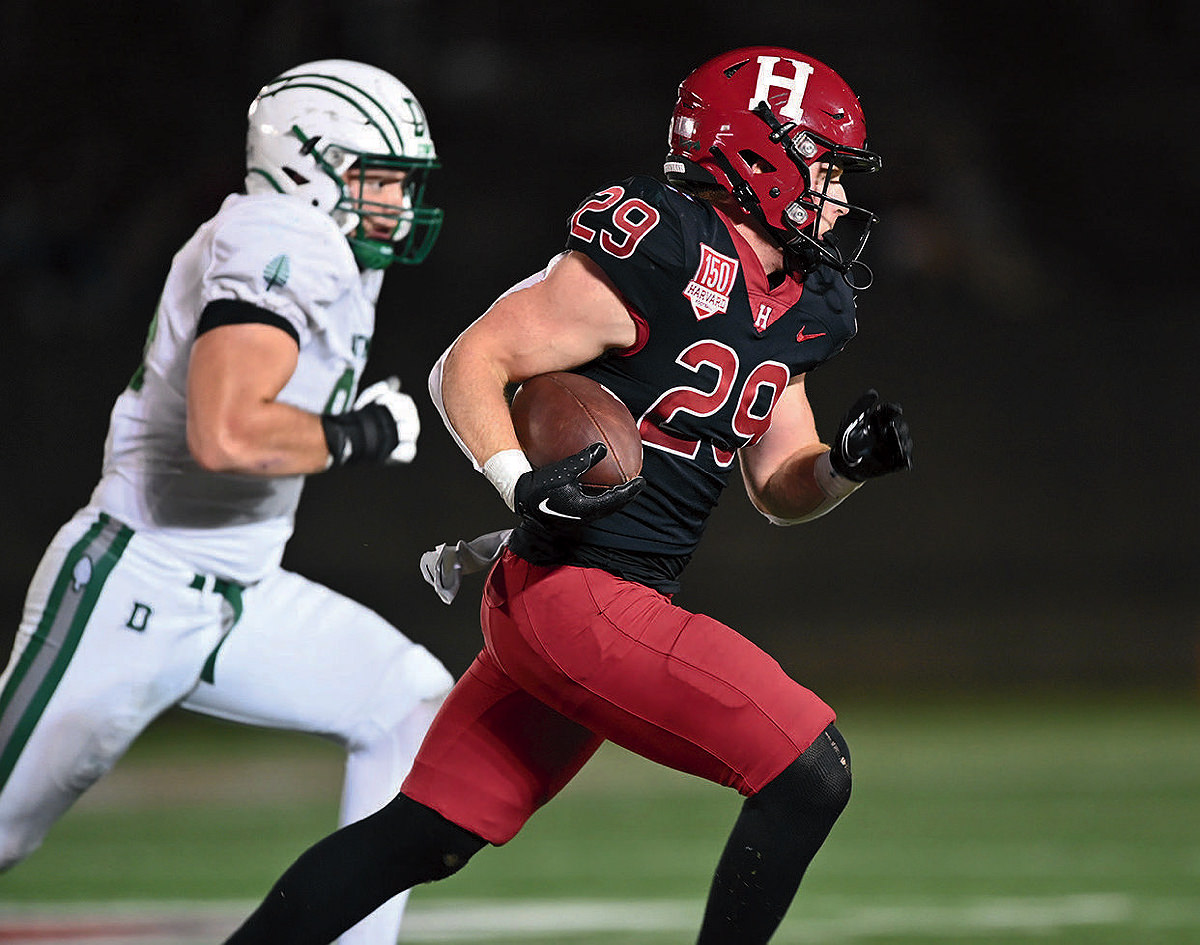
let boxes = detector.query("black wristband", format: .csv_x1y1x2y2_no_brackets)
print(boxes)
320,404,399,466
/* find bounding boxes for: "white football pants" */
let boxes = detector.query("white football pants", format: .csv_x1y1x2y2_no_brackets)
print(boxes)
0,510,453,945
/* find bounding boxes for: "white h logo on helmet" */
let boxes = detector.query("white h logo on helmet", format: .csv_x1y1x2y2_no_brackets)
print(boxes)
750,57,815,123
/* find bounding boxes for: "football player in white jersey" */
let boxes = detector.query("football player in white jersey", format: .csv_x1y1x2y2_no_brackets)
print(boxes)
0,60,453,945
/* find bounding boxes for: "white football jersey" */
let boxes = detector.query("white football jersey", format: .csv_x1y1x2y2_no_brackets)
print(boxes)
89,193,382,583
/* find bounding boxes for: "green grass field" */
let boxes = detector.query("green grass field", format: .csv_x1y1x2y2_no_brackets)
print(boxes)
2,691,1197,943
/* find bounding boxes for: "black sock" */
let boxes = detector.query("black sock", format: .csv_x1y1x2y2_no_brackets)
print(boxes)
697,724,852,944
224,793,486,944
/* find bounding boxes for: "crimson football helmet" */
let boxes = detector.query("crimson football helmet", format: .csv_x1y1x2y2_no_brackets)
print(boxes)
664,47,881,286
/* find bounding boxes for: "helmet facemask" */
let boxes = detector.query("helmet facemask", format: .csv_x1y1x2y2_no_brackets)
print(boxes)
736,104,881,288
331,148,443,269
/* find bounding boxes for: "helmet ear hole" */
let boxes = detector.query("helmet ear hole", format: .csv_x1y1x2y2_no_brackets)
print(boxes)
739,150,775,173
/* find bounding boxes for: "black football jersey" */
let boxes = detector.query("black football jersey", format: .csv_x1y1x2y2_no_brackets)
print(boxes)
520,176,857,591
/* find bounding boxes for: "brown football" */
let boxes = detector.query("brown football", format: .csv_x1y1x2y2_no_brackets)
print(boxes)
510,372,643,487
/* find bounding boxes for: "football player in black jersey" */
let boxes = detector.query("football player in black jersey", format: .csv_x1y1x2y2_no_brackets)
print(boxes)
224,46,913,945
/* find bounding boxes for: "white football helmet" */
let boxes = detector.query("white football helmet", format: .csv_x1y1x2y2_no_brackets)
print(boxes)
246,59,442,268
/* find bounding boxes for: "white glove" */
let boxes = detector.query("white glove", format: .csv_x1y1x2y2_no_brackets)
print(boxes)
354,377,420,464
420,529,512,604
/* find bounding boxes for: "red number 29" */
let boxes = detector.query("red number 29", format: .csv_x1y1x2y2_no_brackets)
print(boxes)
639,341,790,467
570,186,660,259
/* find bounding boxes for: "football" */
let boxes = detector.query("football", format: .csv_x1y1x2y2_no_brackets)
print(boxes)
510,372,643,487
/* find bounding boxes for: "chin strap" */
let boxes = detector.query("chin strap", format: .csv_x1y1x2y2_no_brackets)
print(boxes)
348,236,396,270
705,144,813,270
842,257,874,291
706,135,831,283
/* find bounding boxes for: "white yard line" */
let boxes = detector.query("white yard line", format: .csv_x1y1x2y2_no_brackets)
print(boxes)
2,893,1197,943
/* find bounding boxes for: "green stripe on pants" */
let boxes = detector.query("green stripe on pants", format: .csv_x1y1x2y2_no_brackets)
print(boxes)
0,514,134,791
199,579,244,684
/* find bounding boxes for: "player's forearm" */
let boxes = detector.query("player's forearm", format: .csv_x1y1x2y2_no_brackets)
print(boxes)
436,339,522,469
755,445,828,515
752,446,860,525
188,401,332,476
434,337,538,511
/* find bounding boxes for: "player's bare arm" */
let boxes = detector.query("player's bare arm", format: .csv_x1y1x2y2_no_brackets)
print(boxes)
742,378,915,526
439,251,638,468
187,321,331,476
738,374,835,521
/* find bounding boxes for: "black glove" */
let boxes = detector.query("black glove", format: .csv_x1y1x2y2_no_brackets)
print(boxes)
514,443,645,528
320,378,418,466
828,389,913,481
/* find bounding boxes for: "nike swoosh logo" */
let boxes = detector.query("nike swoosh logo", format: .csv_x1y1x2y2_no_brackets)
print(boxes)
796,325,827,343
538,498,581,520
840,426,864,467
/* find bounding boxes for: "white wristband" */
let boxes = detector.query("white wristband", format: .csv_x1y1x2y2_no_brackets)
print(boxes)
813,449,861,500
482,449,533,512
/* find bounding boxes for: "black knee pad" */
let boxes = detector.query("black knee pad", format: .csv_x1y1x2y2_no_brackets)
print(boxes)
372,792,487,884
757,723,852,819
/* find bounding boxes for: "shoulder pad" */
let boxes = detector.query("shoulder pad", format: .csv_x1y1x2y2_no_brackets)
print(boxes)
203,195,358,338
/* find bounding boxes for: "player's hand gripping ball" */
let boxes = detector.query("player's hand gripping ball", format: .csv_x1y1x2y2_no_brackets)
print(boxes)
510,372,642,486
510,372,645,526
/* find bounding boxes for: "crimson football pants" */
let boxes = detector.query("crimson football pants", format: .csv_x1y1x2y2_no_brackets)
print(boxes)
402,550,835,843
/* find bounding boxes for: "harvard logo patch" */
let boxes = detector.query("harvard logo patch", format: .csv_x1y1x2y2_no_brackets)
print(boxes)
683,244,739,320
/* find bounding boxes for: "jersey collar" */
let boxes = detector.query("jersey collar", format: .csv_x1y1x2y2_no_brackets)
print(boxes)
712,204,804,333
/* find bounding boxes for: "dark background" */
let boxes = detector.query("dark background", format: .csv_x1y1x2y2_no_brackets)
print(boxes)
3,0,1196,697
